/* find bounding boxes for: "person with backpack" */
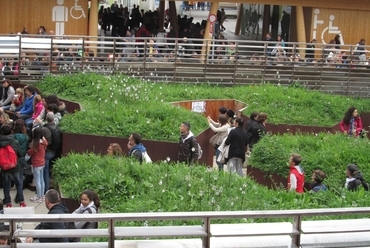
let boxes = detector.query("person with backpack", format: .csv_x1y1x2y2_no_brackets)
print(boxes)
178,121,200,166
0,124,26,207
12,120,29,191
345,164,369,191
127,132,151,164
27,127,48,203
73,189,100,228
41,112,61,193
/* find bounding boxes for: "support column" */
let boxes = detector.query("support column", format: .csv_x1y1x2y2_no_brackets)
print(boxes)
158,0,165,31
234,4,243,35
271,5,280,39
169,1,178,33
296,6,306,58
262,5,270,40
201,1,219,60
89,0,98,56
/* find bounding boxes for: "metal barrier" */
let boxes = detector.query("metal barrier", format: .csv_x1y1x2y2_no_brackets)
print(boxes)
1,207,370,247
1,34,370,96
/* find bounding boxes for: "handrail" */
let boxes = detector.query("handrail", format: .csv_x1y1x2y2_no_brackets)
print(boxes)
2,207,370,247
1,34,370,96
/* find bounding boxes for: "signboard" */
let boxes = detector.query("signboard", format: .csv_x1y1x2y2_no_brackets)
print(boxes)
192,101,206,113
208,14,217,35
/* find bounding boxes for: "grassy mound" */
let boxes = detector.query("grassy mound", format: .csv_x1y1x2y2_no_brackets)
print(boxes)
36,73,370,141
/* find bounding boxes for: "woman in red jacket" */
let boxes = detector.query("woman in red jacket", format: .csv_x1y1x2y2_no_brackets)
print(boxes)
340,107,363,137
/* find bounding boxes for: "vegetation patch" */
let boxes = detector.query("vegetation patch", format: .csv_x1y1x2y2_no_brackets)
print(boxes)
249,133,370,189
54,153,370,224
36,73,370,141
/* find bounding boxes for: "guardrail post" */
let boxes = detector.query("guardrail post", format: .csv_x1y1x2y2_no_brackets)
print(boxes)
49,36,54,73
174,39,179,82
233,41,239,84
108,218,115,248
202,217,210,248
143,38,147,79
263,41,267,82
347,46,353,96
10,220,16,248
204,40,208,83
113,38,116,74
18,35,22,82
292,214,302,247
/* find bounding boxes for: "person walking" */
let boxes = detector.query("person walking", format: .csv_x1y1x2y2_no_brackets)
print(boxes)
224,117,248,176
178,121,199,165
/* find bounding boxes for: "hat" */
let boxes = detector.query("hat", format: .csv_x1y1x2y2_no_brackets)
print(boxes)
226,110,235,118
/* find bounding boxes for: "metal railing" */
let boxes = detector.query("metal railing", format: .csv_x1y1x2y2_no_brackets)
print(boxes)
1,34,370,96
1,207,370,247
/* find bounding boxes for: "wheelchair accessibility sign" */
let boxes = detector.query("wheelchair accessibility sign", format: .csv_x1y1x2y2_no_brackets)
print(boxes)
52,0,87,36
312,8,345,45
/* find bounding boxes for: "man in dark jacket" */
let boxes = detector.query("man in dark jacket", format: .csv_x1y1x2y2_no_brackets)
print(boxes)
225,118,248,176
178,121,199,165
26,189,69,243
0,124,26,207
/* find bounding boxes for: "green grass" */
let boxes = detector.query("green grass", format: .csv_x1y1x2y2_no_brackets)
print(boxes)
35,73,370,141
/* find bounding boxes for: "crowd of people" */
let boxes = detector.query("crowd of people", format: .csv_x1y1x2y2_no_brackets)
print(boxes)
0,83,67,208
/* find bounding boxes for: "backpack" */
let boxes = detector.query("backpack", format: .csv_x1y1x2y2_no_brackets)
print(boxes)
190,136,202,159
0,145,18,171
132,149,152,164
361,180,369,191
68,205,98,242
142,151,152,163
44,125,62,151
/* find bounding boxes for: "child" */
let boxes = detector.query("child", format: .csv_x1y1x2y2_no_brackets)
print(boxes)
73,189,100,229
25,95,45,129
69,190,100,242
27,127,48,203
287,153,305,193
10,87,24,112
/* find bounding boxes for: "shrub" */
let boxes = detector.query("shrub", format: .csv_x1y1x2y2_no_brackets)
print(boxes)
35,74,370,142
249,133,370,190
53,153,370,223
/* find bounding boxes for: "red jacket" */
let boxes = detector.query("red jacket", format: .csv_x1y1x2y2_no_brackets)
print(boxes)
340,117,362,136
27,139,48,167
288,166,305,193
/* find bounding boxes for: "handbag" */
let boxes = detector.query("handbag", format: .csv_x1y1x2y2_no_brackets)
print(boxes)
217,137,229,164
209,131,228,147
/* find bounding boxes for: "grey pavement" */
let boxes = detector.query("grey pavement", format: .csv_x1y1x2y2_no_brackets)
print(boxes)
6,188,48,231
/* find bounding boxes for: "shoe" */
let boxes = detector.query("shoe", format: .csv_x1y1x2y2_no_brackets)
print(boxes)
30,197,42,203
6,203,12,208
19,202,27,207
30,196,38,201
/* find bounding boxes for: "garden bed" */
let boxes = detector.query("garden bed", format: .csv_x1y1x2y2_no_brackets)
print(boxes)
53,153,370,220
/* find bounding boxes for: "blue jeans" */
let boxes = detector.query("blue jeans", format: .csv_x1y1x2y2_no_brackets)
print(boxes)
215,149,223,171
33,166,45,198
2,170,24,204
44,151,55,193
18,157,27,189
24,117,34,128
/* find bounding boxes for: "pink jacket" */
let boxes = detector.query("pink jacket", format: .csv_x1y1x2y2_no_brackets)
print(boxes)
340,117,363,136
31,102,45,120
